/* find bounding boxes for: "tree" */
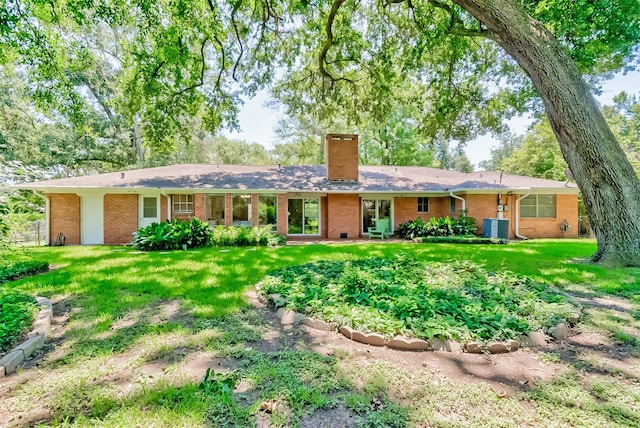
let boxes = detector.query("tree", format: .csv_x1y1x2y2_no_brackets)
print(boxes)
449,0,640,265
602,92,640,174
478,131,522,172
3,0,640,265
496,119,568,181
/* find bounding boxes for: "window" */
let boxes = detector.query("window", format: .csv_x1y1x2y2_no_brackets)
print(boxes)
206,195,225,225
417,197,429,213
233,195,251,226
259,195,277,229
173,194,193,214
142,197,158,218
450,196,457,213
521,194,556,218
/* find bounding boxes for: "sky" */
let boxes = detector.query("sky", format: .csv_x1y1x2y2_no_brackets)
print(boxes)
225,69,640,168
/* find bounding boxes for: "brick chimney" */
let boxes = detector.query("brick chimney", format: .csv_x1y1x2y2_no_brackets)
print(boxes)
326,134,359,181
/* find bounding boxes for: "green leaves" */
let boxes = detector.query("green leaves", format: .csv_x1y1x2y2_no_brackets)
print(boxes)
259,256,581,341
0,290,38,352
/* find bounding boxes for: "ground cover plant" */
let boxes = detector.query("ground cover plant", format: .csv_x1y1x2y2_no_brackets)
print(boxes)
258,256,580,341
0,259,49,284
0,240,639,427
0,290,38,352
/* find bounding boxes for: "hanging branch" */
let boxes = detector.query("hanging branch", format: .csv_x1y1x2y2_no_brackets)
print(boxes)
318,0,356,86
171,37,208,100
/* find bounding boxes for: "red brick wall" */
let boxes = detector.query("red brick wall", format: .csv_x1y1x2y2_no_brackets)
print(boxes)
464,193,578,239
277,194,288,235
224,193,233,226
327,193,360,238
251,194,260,227
518,194,578,238
47,193,80,245
465,194,500,236
160,195,168,221
326,134,359,181
194,193,206,221
321,196,328,238
103,194,138,244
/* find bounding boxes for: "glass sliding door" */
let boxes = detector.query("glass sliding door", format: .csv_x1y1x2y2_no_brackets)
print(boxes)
288,198,320,235
362,199,392,234
233,195,251,226
258,194,277,230
206,195,225,226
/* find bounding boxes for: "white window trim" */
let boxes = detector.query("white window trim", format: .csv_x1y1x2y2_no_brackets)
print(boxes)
173,194,194,214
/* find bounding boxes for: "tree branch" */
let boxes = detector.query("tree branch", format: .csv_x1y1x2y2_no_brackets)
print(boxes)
231,3,244,82
171,37,208,100
319,0,356,85
448,26,493,39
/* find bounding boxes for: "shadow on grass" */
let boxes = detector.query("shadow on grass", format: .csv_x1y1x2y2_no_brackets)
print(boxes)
3,240,639,427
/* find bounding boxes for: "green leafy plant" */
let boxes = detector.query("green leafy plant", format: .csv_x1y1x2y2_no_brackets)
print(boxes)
258,256,580,342
199,368,236,396
210,225,285,247
0,260,49,284
0,290,38,352
397,211,478,239
131,218,213,251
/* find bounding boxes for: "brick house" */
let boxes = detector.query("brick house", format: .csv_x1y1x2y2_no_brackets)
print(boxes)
18,134,579,245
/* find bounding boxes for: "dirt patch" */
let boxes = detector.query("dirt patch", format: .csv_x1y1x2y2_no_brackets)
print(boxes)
3,291,640,428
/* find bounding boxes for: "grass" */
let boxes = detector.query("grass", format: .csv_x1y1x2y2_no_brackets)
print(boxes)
0,240,639,427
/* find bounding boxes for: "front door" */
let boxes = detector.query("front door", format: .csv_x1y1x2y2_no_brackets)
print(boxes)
139,195,160,228
81,195,104,244
362,199,392,234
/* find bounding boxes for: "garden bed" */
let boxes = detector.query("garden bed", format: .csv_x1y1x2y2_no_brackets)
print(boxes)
0,290,39,354
413,236,508,244
257,255,581,343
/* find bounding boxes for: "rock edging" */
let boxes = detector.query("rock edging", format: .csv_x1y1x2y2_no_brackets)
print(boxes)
0,297,52,377
263,293,573,354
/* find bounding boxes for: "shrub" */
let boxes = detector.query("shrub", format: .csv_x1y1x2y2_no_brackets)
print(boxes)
132,221,286,251
210,225,286,247
0,260,49,284
131,218,213,251
0,290,38,352
397,210,478,239
415,236,507,245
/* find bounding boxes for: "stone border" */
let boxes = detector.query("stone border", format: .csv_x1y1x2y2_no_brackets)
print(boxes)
263,293,573,354
0,297,52,377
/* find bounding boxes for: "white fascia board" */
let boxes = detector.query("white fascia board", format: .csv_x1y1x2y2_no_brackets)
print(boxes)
450,187,579,195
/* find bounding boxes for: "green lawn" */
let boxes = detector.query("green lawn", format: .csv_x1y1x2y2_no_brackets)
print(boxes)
1,240,639,427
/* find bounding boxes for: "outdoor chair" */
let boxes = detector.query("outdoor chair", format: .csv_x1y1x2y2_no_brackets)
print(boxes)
368,218,390,239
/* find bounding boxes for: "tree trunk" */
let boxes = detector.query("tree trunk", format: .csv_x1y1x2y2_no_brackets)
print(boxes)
453,0,640,266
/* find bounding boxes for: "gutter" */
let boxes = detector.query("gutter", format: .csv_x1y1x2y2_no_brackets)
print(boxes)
449,191,466,211
515,190,531,240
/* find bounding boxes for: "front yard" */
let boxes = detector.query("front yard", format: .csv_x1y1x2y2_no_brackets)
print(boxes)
1,240,639,427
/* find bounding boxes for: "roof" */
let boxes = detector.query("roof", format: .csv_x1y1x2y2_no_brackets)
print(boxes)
16,164,579,194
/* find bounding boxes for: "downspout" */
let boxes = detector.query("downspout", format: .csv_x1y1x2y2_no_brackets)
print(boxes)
515,190,530,240
449,191,466,211
34,191,50,246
